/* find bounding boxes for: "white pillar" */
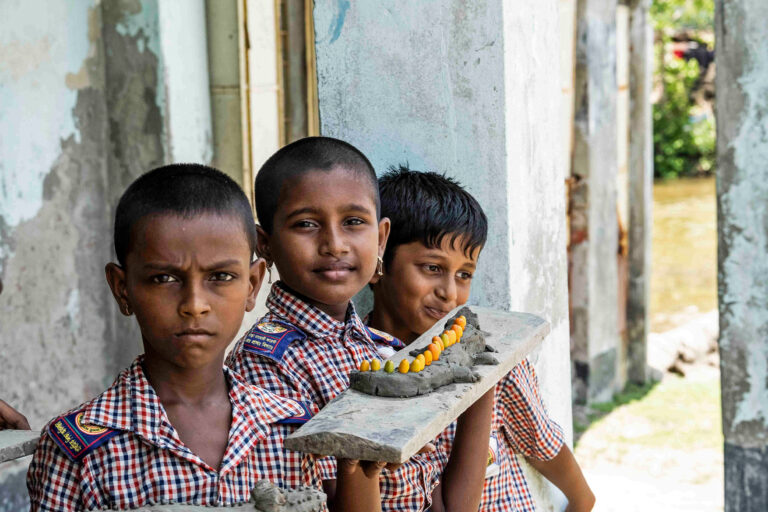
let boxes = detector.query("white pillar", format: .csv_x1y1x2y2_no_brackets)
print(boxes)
570,0,620,404
312,1,571,508
716,0,768,509
627,0,653,384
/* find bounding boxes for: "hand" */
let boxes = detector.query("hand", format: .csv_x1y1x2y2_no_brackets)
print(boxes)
338,458,387,479
0,400,31,430
383,442,436,472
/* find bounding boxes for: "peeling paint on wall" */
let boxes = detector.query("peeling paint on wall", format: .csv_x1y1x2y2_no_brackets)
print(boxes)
0,1,91,230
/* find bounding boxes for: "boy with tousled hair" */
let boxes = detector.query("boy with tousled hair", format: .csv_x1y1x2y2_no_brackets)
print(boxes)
27,164,379,511
368,165,595,512
227,137,494,512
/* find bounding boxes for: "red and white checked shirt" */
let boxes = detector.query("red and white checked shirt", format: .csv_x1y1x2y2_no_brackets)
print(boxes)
226,282,440,512
430,359,564,512
27,357,323,511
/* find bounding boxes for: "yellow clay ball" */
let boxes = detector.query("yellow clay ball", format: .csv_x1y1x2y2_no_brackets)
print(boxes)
359,360,370,372
398,359,410,374
423,350,433,366
447,330,457,344
410,359,421,373
440,332,451,347
371,358,381,371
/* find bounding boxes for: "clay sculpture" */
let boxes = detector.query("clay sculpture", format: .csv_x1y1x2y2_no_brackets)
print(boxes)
349,306,499,398
129,481,326,512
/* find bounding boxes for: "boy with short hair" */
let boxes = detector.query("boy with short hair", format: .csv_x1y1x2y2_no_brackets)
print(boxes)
369,166,595,511
27,164,380,511
227,137,494,512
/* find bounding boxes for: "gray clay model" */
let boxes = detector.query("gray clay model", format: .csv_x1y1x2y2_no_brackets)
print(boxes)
128,480,326,512
349,307,499,398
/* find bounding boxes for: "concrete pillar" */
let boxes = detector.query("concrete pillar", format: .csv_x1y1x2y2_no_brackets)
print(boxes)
626,0,652,384
570,0,620,404
313,1,571,508
716,1,768,510
0,0,212,505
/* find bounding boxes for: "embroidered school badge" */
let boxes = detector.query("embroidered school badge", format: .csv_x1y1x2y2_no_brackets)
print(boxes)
243,321,306,362
49,411,119,462
365,326,405,349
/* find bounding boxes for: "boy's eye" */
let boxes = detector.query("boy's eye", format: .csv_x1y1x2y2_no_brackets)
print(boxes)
424,264,441,274
344,217,366,226
457,271,473,280
151,274,178,284
293,219,319,229
210,272,235,282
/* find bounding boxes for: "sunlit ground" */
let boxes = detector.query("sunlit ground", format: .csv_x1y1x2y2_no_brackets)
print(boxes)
574,176,722,511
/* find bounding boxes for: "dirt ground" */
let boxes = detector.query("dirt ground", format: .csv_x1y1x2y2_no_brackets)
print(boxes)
574,364,723,511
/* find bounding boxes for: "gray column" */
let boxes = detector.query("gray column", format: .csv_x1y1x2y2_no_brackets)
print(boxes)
570,0,620,403
716,1,768,510
312,1,571,508
626,0,652,384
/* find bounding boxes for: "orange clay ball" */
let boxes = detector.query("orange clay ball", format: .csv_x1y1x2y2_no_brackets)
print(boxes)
423,350,433,366
359,360,370,372
432,336,444,350
456,315,467,329
451,324,464,338
428,343,441,361
398,359,410,374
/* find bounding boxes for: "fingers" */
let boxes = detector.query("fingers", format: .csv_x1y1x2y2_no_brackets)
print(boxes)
0,400,31,430
361,460,386,479
418,442,436,454
336,458,360,476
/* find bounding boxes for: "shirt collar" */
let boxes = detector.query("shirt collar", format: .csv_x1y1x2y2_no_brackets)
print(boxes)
266,281,371,343
80,356,304,469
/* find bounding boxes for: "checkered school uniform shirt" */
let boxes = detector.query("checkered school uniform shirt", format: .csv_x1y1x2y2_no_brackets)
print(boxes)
226,282,440,512
430,359,564,512
27,357,322,511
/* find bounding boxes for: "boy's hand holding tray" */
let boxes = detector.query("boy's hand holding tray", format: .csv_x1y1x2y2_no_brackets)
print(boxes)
285,305,550,463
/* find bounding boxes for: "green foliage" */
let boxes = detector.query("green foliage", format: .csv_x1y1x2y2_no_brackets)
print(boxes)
651,0,715,178
651,0,714,32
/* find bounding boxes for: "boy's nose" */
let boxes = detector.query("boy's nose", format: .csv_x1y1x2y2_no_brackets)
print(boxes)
436,277,458,304
179,281,211,317
319,225,349,256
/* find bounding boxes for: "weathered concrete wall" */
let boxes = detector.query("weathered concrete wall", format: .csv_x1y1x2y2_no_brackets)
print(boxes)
313,1,571,509
716,0,768,510
626,0,652,384
570,0,620,404
0,0,213,506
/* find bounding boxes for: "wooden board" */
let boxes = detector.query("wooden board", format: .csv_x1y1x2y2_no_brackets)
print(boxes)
284,306,549,463
0,429,40,463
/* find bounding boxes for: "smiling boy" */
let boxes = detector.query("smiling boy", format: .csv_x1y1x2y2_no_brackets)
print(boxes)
369,166,595,512
26,165,377,511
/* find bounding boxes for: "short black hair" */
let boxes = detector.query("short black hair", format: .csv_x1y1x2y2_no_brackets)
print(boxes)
254,136,379,234
114,163,257,266
379,165,488,269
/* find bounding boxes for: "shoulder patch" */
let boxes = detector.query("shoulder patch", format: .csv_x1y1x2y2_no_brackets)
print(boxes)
243,321,306,362
48,411,119,462
276,399,316,425
365,326,405,349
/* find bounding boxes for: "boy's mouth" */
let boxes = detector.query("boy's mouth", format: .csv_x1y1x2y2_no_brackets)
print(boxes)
424,306,449,320
174,328,215,341
313,262,355,281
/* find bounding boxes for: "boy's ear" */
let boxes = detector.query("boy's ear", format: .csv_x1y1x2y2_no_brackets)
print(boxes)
246,257,267,312
377,217,391,257
105,263,132,316
255,225,272,265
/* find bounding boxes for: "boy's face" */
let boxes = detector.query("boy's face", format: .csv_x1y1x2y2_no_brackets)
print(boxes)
372,237,480,343
106,213,264,370
258,167,390,321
